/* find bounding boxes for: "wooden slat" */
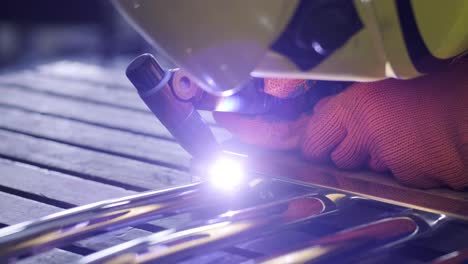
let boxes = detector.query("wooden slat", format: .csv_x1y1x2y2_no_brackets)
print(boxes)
0,86,230,141
0,106,190,169
0,70,217,124
26,59,219,124
0,71,150,112
35,59,132,89
0,192,61,224
0,158,135,205
0,157,189,229
18,249,81,264
0,85,170,138
0,129,190,191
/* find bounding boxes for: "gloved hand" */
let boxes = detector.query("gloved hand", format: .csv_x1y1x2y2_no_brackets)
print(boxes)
214,60,468,190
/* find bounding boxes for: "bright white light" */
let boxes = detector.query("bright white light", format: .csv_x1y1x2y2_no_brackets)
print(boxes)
209,157,245,191
215,97,241,112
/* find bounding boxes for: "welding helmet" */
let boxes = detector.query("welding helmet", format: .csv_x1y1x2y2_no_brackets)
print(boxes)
114,0,468,96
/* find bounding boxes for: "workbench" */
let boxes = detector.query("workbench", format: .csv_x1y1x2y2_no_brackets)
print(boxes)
0,57,467,263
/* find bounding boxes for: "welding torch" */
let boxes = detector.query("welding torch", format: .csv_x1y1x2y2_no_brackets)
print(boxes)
126,54,221,160
126,53,349,161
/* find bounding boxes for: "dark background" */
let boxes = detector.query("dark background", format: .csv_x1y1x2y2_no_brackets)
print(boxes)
0,0,150,67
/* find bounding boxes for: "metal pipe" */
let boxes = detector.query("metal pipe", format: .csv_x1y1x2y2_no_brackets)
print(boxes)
0,176,321,261
250,211,446,264
431,248,468,264
0,183,201,261
78,194,349,264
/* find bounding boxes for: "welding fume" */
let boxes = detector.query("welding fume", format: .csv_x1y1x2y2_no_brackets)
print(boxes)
117,0,468,190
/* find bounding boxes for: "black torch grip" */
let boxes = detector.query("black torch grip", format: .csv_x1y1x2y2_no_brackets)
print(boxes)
126,54,220,159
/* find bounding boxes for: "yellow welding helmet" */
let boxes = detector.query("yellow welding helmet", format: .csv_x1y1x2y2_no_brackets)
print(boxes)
114,0,468,96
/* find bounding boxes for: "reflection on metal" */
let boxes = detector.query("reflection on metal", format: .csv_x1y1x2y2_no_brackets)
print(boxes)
254,217,419,264
2,204,163,258
253,211,447,264
0,183,202,260
0,177,466,264
431,249,468,264
259,246,336,264
0,177,318,262
80,195,335,264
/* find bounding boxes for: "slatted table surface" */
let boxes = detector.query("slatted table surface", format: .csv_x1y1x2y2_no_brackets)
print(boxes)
1,58,467,264
0,57,244,263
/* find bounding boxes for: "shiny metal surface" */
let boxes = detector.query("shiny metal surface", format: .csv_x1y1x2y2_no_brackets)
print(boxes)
240,203,450,264
0,183,200,261
250,213,438,264
79,193,346,264
0,177,317,261
0,175,465,263
431,249,468,264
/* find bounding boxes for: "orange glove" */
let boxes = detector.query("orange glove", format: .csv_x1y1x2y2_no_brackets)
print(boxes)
214,60,468,190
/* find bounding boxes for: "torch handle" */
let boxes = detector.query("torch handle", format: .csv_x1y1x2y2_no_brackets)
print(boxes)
126,54,220,159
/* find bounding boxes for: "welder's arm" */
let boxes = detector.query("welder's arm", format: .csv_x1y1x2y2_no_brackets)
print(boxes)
214,60,468,190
